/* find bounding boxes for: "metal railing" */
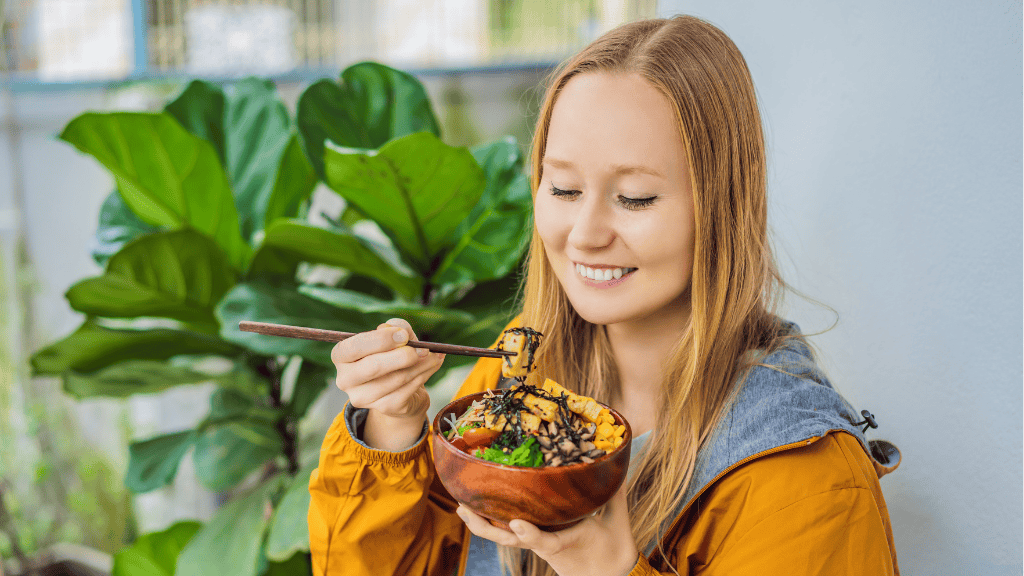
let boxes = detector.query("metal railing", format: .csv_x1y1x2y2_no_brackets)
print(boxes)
3,0,657,84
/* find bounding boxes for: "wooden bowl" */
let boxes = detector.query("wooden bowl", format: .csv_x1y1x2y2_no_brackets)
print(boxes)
432,390,632,532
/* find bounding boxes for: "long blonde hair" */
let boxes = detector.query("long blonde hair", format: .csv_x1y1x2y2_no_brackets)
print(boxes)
499,15,794,575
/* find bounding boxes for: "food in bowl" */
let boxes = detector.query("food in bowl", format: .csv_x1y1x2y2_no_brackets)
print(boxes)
495,326,543,379
442,378,627,467
431,390,632,531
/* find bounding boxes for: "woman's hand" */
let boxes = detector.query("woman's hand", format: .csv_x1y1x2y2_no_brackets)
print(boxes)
332,318,445,451
456,484,639,576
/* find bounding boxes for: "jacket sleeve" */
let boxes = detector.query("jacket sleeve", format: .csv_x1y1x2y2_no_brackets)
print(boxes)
307,320,515,576
625,432,899,576
307,404,468,576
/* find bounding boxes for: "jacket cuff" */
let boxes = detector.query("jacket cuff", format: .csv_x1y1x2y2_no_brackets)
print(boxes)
339,401,429,464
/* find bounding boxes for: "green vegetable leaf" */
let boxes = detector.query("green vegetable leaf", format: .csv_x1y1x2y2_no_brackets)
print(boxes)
432,137,532,287
125,430,197,493
249,219,420,300
111,520,202,576
59,112,250,270
92,189,159,267
265,462,317,561
66,229,237,330
176,476,284,576
480,437,542,467
323,132,486,271
31,319,238,376
297,61,441,177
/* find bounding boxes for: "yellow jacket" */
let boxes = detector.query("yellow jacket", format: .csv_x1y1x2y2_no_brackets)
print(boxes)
309,336,900,575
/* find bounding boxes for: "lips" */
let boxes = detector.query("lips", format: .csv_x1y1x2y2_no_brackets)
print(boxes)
574,263,638,282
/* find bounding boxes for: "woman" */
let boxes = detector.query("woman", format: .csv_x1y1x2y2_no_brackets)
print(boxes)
309,15,900,576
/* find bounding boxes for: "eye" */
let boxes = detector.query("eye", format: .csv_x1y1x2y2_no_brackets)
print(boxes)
550,185,581,200
618,195,657,211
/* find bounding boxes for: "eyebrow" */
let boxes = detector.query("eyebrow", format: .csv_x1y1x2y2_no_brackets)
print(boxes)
543,157,664,179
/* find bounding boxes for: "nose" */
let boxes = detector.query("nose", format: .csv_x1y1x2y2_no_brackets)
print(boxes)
566,193,615,251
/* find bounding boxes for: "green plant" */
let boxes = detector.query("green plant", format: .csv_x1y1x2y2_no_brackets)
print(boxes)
30,62,532,575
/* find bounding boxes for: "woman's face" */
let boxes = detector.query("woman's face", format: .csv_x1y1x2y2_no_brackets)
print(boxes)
534,71,696,328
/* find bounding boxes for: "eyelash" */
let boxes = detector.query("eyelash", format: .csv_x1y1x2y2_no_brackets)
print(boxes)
549,185,657,211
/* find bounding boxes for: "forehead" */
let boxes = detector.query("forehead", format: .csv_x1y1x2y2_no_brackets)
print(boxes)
544,71,686,176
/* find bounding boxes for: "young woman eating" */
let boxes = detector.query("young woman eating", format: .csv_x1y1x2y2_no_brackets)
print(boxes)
308,15,901,576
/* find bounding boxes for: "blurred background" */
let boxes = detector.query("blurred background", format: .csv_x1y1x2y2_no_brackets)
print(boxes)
0,0,1020,575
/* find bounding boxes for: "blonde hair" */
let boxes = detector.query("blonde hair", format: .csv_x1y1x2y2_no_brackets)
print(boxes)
500,15,795,575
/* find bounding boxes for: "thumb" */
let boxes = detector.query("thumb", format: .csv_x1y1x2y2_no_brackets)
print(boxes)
385,317,419,342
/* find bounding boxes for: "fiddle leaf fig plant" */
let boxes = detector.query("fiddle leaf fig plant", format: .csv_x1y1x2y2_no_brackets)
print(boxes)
30,61,531,576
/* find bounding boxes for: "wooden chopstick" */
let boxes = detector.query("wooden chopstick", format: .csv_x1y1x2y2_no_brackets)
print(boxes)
238,321,515,359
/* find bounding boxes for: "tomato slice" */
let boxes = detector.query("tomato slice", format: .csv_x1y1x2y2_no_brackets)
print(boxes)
462,427,501,448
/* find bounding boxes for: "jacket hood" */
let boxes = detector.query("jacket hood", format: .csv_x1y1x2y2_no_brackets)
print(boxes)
643,323,900,554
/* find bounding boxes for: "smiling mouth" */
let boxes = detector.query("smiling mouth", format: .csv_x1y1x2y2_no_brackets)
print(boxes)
574,263,638,282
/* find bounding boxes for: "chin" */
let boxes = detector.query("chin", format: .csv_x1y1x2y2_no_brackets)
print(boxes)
565,296,648,327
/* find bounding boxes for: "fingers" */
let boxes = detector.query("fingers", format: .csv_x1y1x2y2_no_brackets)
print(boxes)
455,505,573,555
351,354,444,414
331,325,409,365
456,506,526,548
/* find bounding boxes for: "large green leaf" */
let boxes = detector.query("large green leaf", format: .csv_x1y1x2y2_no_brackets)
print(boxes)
176,476,284,576
164,80,227,166
433,138,532,286
112,520,202,576
216,281,377,367
297,61,441,177
262,135,318,229
263,553,311,576
298,285,474,341
323,132,486,271
287,361,331,419
192,388,282,491
265,462,317,561
166,79,302,243
63,359,228,400
125,430,196,493
31,320,239,376
193,421,281,491
66,229,237,329
92,189,160,267
223,78,293,242
60,112,250,270
249,219,420,299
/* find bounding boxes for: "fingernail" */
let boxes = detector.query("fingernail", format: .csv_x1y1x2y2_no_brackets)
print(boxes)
416,347,429,357
393,330,408,343
438,353,446,361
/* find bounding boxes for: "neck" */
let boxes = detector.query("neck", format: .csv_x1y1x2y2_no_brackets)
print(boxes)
605,298,690,406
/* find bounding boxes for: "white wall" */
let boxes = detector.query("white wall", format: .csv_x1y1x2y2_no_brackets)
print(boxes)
656,1,1022,574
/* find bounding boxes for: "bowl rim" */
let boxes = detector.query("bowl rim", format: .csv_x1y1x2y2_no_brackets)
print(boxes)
431,389,632,474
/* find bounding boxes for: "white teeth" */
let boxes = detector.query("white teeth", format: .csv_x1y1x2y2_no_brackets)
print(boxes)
575,264,635,282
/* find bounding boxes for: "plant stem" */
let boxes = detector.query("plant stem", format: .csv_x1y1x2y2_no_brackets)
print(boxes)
0,481,36,576
258,359,299,476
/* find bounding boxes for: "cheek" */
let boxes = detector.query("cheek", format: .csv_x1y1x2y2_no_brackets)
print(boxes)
533,193,567,250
